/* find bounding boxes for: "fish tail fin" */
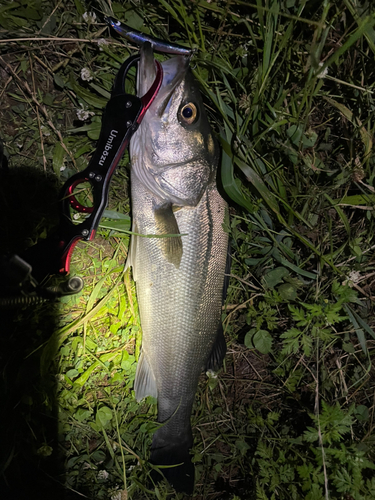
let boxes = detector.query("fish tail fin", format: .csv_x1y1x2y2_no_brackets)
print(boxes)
150,431,194,494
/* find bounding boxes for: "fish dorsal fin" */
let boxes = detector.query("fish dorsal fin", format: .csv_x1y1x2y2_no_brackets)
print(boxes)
205,324,227,372
125,219,139,281
153,203,182,268
134,352,158,401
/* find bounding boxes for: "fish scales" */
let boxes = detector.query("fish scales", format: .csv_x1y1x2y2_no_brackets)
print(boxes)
132,177,227,410
127,43,228,494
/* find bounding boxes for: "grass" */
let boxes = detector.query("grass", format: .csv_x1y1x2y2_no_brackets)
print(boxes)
1,0,375,499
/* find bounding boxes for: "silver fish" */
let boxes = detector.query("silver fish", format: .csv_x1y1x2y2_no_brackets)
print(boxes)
127,43,229,494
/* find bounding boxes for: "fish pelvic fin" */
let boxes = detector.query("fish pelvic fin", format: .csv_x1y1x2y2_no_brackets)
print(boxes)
206,324,227,372
153,203,182,268
134,352,158,401
150,434,194,494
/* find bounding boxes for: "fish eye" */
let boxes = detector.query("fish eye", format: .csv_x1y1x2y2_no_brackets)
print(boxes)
179,102,198,125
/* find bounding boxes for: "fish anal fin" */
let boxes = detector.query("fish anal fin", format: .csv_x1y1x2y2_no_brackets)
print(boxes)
206,324,227,372
153,204,182,268
134,352,157,401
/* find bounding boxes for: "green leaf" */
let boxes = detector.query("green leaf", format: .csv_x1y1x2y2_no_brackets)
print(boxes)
220,134,254,212
324,193,351,236
74,408,92,422
101,211,131,233
244,328,256,349
323,96,373,157
286,124,303,145
74,0,86,16
125,10,145,30
274,252,317,280
278,283,297,300
12,7,42,21
234,156,280,214
253,330,273,354
302,130,318,148
0,3,20,14
235,439,250,456
69,74,107,109
54,74,65,89
96,406,113,428
66,369,79,379
99,220,131,233
331,194,375,206
355,405,369,422
52,142,65,177
89,83,111,99
263,267,289,288
343,304,368,353
102,210,130,220
69,120,101,141
342,342,355,353
91,450,106,462
288,305,307,324
74,362,100,386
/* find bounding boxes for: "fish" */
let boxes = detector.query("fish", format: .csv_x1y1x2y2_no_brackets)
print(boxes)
127,43,229,494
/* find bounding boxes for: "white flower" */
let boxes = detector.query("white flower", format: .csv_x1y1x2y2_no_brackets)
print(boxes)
83,12,97,23
60,164,66,172
342,271,361,287
80,67,93,82
317,62,328,79
110,490,127,500
41,125,50,137
348,271,361,283
76,104,95,121
206,369,218,379
83,462,95,470
98,469,109,481
97,38,109,51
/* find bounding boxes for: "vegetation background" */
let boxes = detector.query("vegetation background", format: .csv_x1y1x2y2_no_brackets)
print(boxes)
0,0,375,499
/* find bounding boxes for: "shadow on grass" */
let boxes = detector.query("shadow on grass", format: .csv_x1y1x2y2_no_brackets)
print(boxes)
0,166,80,500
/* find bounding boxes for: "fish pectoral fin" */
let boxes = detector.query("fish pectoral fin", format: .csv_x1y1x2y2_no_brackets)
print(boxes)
134,352,158,401
153,203,183,268
205,324,227,372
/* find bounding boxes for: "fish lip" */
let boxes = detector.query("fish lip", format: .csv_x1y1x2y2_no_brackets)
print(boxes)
138,43,190,115
138,42,157,96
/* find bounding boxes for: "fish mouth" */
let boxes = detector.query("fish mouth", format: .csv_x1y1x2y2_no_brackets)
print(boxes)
138,43,190,115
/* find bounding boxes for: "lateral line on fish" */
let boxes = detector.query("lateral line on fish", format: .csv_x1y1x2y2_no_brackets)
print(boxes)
126,231,188,238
